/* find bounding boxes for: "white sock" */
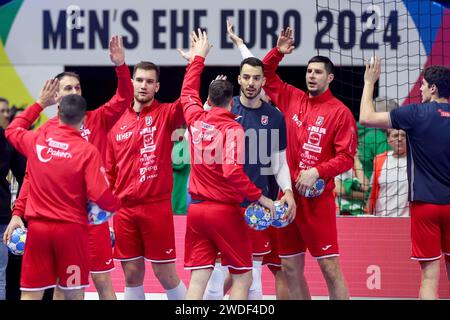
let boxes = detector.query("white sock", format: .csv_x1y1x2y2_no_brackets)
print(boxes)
166,281,187,300
203,263,225,300
124,285,145,300
248,260,263,300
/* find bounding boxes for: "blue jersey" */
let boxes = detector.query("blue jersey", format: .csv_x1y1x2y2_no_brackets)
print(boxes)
390,101,450,204
231,96,287,207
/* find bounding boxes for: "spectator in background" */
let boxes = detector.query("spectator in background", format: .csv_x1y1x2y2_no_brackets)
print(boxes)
366,129,409,217
0,97,26,300
358,97,398,180
171,126,191,215
335,150,369,216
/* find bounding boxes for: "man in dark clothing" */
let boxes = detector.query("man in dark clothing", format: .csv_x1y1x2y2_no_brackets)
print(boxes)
0,97,26,300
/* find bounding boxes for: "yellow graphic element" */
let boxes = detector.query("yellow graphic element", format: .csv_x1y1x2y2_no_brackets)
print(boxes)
0,39,47,129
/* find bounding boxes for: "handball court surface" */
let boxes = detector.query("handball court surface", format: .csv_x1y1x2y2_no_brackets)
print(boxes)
86,216,450,299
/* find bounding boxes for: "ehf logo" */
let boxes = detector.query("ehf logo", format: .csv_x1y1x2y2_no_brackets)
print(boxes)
316,116,324,126
145,116,153,127
261,115,268,125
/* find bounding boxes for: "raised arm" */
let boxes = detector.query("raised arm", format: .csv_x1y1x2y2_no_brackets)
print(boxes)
5,79,58,156
359,57,392,129
262,27,303,111
92,35,134,130
180,29,212,125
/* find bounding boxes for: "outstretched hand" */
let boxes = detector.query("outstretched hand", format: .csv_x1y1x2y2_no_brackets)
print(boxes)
227,20,243,47
177,32,196,63
277,27,295,54
37,79,59,108
191,28,212,58
364,56,381,85
109,35,125,66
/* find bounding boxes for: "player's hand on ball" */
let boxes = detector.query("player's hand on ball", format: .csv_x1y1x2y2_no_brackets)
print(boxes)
258,195,275,218
279,189,296,223
295,168,319,196
3,215,25,245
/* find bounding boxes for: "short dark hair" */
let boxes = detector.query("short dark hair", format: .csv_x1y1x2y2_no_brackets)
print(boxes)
54,71,80,82
307,56,334,75
59,94,87,125
0,97,9,105
209,80,234,107
240,57,264,73
133,61,160,80
422,65,450,99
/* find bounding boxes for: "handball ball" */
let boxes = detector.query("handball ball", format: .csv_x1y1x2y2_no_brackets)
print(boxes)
244,202,273,231
87,202,114,225
302,179,326,198
271,201,290,228
109,227,115,248
7,227,27,255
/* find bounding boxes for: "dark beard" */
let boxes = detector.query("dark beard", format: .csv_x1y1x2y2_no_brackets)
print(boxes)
240,86,262,100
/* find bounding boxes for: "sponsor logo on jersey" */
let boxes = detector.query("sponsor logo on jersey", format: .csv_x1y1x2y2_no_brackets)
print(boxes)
438,108,450,118
261,115,269,125
292,114,302,127
116,131,133,142
145,116,153,126
46,138,69,150
36,144,73,162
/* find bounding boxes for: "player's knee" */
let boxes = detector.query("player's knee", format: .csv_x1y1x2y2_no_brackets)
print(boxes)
154,267,179,288
92,273,112,288
231,270,252,290
281,259,299,278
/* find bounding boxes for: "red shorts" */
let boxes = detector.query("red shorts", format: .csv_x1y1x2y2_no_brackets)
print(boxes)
88,223,114,273
241,207,271,256
21,220,89,291
410,201,450,262
277,191,339,259
262,227,282,272
185,201,252,274
113,199,176,263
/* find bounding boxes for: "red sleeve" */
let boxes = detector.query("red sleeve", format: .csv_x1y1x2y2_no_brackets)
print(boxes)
168,98,185,131
105,133,117,189
262,48,306,112
89,63,133,131
12,171,29,218
222,125,262,202
180,56,207,126
5,102,42,157
315,109,357,179
85,147,120,212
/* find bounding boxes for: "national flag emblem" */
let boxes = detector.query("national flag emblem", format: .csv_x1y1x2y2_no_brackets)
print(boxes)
261,115,269,125
316,116,324,126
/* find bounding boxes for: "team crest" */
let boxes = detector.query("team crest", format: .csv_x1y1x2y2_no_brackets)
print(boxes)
316,116,324,126
145,116,153,127
261,115,269,125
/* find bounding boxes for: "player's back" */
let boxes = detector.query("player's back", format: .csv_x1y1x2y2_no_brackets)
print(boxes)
187,107,249,204
26,123,100,224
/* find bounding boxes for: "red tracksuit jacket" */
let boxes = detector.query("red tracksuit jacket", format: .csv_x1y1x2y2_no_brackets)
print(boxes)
13,63,133,217
6,103,120,225
181,55,262,204
263,48,357,193
106,99,185,206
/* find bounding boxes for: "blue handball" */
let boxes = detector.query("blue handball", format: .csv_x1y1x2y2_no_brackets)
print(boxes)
271,201,291,228
7,227,27,255
244,202,273,231
302,179,326,198
87,202,114,225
